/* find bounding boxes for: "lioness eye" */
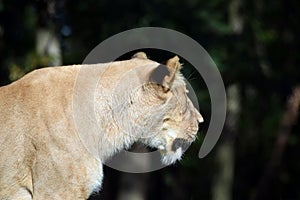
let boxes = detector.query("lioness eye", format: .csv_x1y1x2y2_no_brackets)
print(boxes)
163,118,170,122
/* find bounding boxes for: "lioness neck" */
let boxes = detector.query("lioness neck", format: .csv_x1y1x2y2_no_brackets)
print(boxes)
74,59,161,162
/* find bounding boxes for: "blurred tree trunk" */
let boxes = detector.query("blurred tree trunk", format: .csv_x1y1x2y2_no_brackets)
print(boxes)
252,86,300,200
36,0,62,66
116,143,149,200
117,173,148,200
212,85,240,200
36,28,61,66
212,0,243,199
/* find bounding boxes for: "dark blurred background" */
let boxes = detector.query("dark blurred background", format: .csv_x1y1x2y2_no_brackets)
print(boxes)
0,0,299,199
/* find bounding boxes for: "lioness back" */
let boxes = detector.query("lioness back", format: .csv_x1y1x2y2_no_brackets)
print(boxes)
0,65,103,199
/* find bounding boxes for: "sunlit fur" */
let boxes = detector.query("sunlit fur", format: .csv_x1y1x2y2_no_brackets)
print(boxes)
0,54,203,199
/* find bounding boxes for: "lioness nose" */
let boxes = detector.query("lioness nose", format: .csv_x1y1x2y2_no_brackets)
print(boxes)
172,138,190,152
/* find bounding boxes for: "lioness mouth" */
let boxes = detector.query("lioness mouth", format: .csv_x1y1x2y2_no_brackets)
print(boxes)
171,138,190,152
158,145,165,150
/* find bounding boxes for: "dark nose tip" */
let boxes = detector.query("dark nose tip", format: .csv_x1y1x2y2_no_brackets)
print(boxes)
172,138,190,152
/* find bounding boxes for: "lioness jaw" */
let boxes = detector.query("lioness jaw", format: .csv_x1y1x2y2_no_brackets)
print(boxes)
0,52,203,199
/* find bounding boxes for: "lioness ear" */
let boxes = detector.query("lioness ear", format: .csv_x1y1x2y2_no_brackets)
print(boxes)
162,56,182,91
148,55,182,92
132,52,148,59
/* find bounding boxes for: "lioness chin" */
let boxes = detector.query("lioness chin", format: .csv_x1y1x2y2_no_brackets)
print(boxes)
0,52,203,199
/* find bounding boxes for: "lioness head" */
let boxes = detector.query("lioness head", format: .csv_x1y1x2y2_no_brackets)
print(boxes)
137,55,204,165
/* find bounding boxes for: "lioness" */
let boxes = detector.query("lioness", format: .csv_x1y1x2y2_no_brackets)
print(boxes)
0,53,203,199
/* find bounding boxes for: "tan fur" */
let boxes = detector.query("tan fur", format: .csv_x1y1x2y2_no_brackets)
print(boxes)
0,53,203,199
